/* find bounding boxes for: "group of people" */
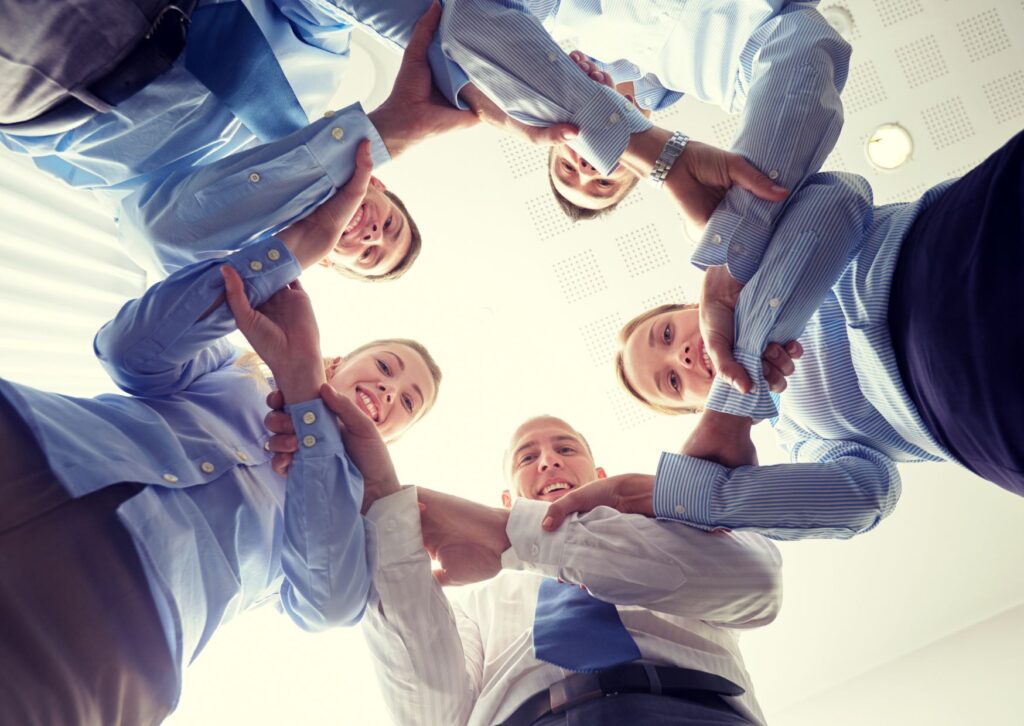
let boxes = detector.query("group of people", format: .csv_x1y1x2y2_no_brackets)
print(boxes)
0,0,1020,724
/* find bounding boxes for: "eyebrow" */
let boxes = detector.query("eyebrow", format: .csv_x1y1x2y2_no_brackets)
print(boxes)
512,440,537,461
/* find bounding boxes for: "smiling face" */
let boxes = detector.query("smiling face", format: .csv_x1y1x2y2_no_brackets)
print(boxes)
329,179,413,278
548,146,637,211
620,306,715,412
506,417,599,503
327,342,438,442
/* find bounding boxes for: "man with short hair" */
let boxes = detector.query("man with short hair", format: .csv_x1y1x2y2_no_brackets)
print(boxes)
296,400,783,725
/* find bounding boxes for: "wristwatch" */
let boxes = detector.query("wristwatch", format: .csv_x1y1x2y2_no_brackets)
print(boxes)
649,131,689,188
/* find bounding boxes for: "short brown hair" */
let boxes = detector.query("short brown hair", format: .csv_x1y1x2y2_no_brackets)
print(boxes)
547,148,640,221
331,189,422,282
614,303,701,415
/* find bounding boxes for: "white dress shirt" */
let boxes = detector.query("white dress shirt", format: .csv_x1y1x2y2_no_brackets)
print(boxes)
363,488,782,725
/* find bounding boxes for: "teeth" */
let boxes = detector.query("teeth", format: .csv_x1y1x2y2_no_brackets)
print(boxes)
344,205,364,234
542,482,570,495
702,350,712,374
357,391,379,420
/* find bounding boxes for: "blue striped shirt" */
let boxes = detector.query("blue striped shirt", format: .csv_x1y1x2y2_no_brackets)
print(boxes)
654,173,958,541
439,0,849,282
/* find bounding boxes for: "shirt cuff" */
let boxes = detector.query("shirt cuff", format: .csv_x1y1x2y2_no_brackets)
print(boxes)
690,210,773,283
571,89,652,175
503,498,565,577
365,487,424,566
653,452,724,529
429,35,472,110
308,103,391,188
226,237,302,304
285,398,345,460
705,350,778,421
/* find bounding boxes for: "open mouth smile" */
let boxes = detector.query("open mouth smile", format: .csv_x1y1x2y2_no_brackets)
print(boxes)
355,386,380,422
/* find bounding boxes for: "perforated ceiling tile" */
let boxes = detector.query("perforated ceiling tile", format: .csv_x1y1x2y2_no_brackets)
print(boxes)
642,285,692,311
608,387,659,429
957,8,1012,63
894,35,949,89
498,137,548,181
946,158,984,179
712,117,740,148
615,182,647,210
578,313,625,367
823,147,846,171
552,249,608,303
525,193,574,241
617,225,671,278
874,0,924,27
921,97,976,150
983,69,1024,125
844,61,888,114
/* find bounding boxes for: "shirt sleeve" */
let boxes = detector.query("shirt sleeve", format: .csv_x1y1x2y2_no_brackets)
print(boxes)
117,104,390,271
704,173,873,421
277,397,371,630
501,499,782,628
274,0,354,53
361,488,479,725
94,237,300,396
691,10,851,282
440,0,652,174
652,432,903,541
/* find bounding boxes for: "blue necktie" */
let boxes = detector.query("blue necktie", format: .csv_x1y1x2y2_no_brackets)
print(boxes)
533,578,642,672
185,2,309,141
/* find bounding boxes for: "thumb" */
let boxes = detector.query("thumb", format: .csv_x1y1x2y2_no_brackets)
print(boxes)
320,140,374,233
728,155,789,202
529,123,578,145
718,360,753,395
407,1,441,58
221,265,257,332
703,330,753,394
542,489,587,531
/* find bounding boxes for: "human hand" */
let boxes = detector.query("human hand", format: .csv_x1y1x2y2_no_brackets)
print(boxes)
222,267,324,403
700,265,803,394
368,2,478,158
417,487,510,586
264,389,297,476
665,141,789,225
459,83,578,146
276,139,374,268
681,409,757,469
542,474,655,532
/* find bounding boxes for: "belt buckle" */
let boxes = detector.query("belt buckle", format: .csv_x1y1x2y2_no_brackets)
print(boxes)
549,673,603,714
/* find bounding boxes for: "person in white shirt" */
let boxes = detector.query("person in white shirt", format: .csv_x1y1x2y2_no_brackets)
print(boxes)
313,406,783,725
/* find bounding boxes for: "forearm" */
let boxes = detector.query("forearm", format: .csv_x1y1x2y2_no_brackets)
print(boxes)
504,499,782,627
441,0,650,174
705,174,872,420
654,443,902,541
279,399,371,630
118,105,389,271
693,10,850,279
363,488,478,724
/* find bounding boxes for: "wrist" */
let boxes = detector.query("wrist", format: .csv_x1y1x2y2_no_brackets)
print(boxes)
699,408,753,435
275,362,327,404
620,126,672,176
368,106,411,159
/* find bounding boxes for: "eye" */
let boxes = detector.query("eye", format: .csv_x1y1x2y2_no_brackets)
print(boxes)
558,446,576,455
375,358,392,376
401,393,414,413
560,160,574,174
597,179,613,188
662,323,672,345
668,371,681,393
384,215,393,231
517,453,536,467
359,248,373,261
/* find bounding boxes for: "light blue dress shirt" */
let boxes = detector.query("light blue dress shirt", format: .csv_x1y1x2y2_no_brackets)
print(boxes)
439,0,849,282
0,237,370,704
653,173,959,541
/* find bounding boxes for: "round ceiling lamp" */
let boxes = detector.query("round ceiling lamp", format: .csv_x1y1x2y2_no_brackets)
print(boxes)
866,123,914,171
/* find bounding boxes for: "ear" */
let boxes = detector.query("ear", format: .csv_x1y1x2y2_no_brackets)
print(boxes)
595,467,607,480
325,356,343,380
369,176,386,191
501,490,513,509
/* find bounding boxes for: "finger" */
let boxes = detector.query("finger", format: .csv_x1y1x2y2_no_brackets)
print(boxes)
407,1,441,57
265,433,298,453
762,343,795,376
271,452,293,477
528,123,578,144
542,489,591,531
320,383,378,437
719,361,753,395
761,360,788,393
728,155,789,202
704,335,753,394
220,265,257,331
785,340,804,359
264,409,295,435
266,389,285,410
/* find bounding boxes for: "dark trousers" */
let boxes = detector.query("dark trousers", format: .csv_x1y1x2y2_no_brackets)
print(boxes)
0,397,176,725
889,130,1024,496
531,693,753,725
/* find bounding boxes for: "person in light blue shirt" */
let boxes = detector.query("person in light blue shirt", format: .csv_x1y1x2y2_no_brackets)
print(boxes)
0,1,472,280
437,0,849,275
0,148,442,724
540,131,1024,542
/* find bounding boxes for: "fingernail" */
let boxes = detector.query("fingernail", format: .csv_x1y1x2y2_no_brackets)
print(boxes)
562,130,577,140
771,185,788,194
626,95,634,103
542,516,553,529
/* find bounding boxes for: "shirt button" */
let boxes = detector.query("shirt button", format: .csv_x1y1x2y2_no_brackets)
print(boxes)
249,260,263,272
609,112,620,124
302,411,317,425
674,504,686,514
769,297,781,308
248,171,261,183
331,127,344,141
302,434,317,448
531,544,540,557
711,233,722,244
267,249,281,261
385,519,396,532
547,51,557,62
323,109,335,118
162,473,179,483
264,441,272,450
236,450,250,462
768,169,780,180
201,462,215,474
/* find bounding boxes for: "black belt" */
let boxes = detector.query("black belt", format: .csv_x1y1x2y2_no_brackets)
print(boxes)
500,664,745,726
1,1,197,137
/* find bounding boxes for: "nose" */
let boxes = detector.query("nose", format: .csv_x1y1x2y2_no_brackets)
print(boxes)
376,381,396,406
677,341,696,370
538,452,563,471
577,156,599,180
362,223,382,243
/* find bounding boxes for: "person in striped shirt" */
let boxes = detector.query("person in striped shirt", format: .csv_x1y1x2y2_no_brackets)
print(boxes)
542,131,1024,541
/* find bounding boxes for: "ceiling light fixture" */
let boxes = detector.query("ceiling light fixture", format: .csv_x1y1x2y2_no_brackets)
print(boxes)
866,123,914,170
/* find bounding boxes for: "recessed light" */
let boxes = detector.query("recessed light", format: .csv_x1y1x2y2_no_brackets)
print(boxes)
866,123,914,170
822,6,855,37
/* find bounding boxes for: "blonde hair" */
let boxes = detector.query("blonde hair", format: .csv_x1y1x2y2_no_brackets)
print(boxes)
614,303,701,416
